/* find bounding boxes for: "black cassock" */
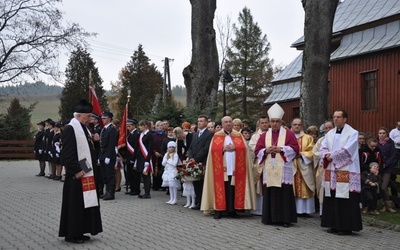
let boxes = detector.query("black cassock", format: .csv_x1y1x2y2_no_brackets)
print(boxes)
58,123,102,239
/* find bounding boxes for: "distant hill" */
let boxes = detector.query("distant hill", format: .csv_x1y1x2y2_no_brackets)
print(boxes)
0,81,62,96
0,82,63,128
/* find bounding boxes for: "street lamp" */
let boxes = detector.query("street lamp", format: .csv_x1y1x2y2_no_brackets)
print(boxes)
221,69,233,116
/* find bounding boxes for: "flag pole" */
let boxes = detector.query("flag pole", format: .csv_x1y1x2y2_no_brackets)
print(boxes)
88,70,93,102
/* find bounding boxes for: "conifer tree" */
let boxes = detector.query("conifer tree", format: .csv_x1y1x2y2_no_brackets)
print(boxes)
225,7,274,118
59,48,107,120
116,44,163,118
0,98,35,140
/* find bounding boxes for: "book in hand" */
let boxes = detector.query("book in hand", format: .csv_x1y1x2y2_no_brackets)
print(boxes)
79,158,93,173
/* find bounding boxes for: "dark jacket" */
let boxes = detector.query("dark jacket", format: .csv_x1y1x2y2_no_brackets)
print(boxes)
359,144,382,173
377,138,397,173
361,171,381,190
133,130,154,172
126,128,139,164
99,124,118,161
34,129,44,160
188,128,213,164
177,132,193,161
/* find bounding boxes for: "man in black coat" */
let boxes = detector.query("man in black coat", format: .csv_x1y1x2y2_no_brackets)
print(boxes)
188,115,213,209
59,100,102,244
125,119,141,195
99,112,118,200
132,119,154,198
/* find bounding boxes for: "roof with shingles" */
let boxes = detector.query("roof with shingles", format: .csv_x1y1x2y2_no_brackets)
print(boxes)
331,20,400,60
292,0,400,46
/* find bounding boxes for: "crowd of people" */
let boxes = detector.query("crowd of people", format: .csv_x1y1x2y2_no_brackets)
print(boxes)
33,100,400,243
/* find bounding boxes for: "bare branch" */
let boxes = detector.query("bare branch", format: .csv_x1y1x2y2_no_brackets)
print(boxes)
0,0,95,84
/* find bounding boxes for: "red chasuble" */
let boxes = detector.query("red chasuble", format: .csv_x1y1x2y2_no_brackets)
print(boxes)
210,132,248,210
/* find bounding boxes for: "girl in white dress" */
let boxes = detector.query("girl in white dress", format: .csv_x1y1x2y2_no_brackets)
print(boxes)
182,178,196,208
161,141,180,205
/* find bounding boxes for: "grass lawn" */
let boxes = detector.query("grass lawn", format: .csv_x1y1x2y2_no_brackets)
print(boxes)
363,210,400,225
0,94,60,128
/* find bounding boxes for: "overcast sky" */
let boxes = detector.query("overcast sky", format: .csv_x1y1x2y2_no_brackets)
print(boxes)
59,0,305,90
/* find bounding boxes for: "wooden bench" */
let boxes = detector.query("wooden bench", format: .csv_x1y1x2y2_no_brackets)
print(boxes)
0,140,35,159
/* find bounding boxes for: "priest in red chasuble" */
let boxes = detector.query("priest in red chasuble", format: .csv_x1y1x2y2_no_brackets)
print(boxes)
255,103,299,227
201,116,256,219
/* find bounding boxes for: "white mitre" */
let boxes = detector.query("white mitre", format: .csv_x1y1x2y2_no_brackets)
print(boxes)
267,103,284,119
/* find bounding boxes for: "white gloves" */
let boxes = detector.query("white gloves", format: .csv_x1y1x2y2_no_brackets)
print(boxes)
105,157,110,164
38,149,42,154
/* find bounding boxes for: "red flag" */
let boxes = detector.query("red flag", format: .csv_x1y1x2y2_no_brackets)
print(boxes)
88,86,103,127
118,103,128,147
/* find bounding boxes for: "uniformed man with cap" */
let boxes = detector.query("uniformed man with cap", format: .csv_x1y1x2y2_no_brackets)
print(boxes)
90,113,103,196
46,120,56,179
125,118,140,195
99,111,118,200
35,121,46,176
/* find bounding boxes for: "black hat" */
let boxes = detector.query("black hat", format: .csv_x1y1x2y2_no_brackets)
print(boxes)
45,118,52,123
74,100,93,113
91,113,101,120
126,119,137,125
55,121,63,128
49,121,56,127
101,111,113,119
37,121,45,126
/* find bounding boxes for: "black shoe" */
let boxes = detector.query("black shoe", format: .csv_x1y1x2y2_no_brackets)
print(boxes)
65,237,84,244
337,231,352,236
115,188,121,192
80,235,90,241
36,173,45,177
53,176,62,181
283,223,291,228
99,193,105,199
48,174,55,179
103,194,115,200
214,212,222,219
191,205,201,210
327,228,338,234
138,195,151,199
228,212,240,218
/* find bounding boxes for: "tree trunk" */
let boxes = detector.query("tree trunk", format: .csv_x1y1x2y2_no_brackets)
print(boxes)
300,0,338,128
183,0,219,118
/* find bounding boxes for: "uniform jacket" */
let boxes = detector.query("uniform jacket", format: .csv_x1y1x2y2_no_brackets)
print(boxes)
99,124,118,161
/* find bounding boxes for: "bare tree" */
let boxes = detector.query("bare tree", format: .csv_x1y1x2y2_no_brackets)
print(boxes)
0,0,94,84
183,0,219,118
216,14,233,73
300,0,339,127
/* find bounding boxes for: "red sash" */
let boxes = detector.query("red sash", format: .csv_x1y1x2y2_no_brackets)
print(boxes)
126,137,134,155
211,133,247,210
139,133,152,173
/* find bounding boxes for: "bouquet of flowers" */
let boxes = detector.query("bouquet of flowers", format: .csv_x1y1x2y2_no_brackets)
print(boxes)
176,161,205,181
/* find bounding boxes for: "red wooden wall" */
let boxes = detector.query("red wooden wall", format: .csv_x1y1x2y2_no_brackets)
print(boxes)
329,48,400,136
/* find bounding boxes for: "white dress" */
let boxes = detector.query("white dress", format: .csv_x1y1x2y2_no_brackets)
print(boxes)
161,153,181,188
182,181,195,197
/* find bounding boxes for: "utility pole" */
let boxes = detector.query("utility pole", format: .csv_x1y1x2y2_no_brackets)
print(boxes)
163,57,173,105
222,69,233,116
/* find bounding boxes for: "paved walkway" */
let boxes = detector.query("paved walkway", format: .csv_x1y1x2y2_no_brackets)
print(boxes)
0,160,399,250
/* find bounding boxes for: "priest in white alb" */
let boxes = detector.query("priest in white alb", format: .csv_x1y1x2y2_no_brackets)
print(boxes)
320,109,362,235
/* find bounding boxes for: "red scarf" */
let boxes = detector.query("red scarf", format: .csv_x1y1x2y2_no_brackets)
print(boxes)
379,137,389,145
